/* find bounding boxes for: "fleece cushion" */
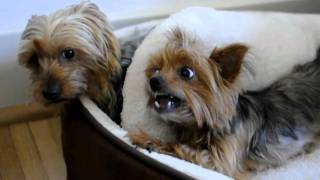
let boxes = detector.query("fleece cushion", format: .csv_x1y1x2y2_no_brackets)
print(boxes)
120,8,320,179
122,6,320,141
81,92,320,180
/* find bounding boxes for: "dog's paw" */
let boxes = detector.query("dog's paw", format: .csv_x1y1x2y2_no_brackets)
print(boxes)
145,143,157,153
128,131,157,150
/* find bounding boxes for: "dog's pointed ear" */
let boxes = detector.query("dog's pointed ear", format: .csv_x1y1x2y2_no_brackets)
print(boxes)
209,44,248,84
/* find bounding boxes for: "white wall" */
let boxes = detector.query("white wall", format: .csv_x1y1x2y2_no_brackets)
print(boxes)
3,0,320,34
0,0,319,107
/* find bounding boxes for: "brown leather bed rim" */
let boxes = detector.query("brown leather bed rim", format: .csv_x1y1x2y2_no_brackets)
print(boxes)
62,100,194,180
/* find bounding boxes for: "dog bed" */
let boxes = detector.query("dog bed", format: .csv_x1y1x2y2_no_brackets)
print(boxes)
79,96,320,180
122,7,320,144
63,18,320,180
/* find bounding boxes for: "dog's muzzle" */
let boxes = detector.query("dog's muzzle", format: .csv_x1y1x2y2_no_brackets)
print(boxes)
153,94,181,113
149,76,165,92
149,76,181,113
42,82,61,101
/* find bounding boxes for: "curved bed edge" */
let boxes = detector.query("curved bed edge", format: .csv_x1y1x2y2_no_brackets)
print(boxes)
79,96,232,180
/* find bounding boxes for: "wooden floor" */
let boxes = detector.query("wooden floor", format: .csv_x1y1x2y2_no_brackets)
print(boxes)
0,116,66,180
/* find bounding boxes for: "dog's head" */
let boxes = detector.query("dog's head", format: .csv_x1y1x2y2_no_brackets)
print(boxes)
145,28,248,131
18,2,121,106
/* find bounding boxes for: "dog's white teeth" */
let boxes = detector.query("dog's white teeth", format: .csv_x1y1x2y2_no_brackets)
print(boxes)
155,101,160,108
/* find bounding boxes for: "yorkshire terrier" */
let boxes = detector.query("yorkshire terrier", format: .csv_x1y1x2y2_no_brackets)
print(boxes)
130,28,320,178
18,2,123,122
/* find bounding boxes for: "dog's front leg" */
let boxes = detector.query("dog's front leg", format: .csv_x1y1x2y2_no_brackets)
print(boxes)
129,131,178,155
173,144,235,175
129,132,237,176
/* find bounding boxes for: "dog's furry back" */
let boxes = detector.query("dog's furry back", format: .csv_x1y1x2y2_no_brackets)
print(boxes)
130,48,320,177
239,50,320,168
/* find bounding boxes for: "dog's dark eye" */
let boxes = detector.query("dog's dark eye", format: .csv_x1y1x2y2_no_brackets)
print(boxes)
180,66,195,79
62,48,75,60
27,53,39,68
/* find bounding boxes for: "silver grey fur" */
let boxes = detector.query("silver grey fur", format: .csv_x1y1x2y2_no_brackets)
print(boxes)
120,25,320,169
237,49,320,166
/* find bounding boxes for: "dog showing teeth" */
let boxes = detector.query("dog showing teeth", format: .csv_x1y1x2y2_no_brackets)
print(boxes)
153,94,181,112
131,27,320,178
154,100,160,109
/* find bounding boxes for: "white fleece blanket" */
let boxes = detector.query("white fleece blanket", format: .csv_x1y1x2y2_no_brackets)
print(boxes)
81,96,231,180
120,8,320,180
122,6,320,145
81,94,320,180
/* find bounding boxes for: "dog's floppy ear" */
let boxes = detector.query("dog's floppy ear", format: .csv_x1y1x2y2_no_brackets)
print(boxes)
78,2,120,65
209,44,248,84
19,15,47,68
20,15,47,41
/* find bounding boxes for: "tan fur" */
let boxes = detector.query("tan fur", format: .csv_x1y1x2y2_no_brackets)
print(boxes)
132,28,320,179
131,122,254,178
132,28,253,178
18,2,122,117
145,42,246,130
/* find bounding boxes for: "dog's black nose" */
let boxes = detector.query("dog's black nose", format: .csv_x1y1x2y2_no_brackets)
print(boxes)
150,77,165,91
42,83,61,101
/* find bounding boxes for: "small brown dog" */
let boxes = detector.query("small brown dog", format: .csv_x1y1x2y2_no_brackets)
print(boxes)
131,28,320,178
18,2,122,121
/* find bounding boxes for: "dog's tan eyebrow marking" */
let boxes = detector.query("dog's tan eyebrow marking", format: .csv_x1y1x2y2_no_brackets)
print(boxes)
33,39,50,56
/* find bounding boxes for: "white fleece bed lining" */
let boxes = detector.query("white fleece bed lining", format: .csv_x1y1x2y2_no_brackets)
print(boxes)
80,95,320,180
80,96,231,180
80,17,320,180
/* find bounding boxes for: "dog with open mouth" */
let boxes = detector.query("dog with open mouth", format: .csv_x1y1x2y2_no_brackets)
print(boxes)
122,7,320,143
18,2,123,121
130,28,320,178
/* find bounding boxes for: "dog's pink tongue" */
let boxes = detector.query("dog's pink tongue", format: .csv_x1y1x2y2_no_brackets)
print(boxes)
154,96,172,111
159,97,170,108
